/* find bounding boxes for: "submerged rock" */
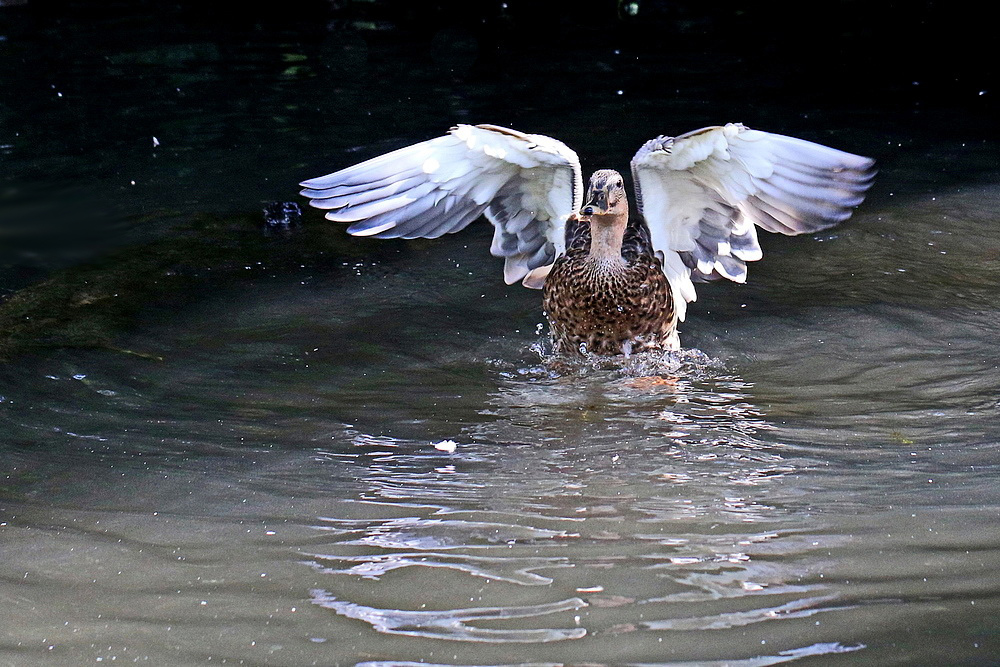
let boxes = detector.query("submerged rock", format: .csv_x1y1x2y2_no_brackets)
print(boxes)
0,211,377,361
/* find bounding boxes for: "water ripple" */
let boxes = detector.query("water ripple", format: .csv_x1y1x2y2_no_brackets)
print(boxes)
630,641,865,666
312,515,576,550
358,663,559,667
353,642,865,667
310,592,587,642
301,550,568,585
629,594,844,632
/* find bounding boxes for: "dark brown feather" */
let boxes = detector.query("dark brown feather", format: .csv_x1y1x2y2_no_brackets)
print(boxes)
542,214,676,355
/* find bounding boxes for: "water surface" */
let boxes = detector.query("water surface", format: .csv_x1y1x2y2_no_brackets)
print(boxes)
2,4,999,665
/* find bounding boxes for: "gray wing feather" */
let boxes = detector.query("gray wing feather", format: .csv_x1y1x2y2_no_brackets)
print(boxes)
631,123,875,319
300,124,582,286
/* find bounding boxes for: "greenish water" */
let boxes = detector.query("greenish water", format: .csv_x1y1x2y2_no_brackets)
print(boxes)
2,4,999,665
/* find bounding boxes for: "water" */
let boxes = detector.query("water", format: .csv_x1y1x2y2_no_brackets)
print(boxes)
2,3,1000,665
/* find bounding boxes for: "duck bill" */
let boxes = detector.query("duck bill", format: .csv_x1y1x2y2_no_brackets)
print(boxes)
581,190,609,216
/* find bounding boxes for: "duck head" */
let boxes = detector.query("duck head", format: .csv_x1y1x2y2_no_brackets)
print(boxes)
581,169,628,218
580,169,629,264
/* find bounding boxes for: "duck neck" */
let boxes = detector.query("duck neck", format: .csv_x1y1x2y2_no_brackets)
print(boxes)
586,213,628,269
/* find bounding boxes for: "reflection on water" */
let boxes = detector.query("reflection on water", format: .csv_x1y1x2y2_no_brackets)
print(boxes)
356,641,865,667
311,591,588,643
289,362,850,655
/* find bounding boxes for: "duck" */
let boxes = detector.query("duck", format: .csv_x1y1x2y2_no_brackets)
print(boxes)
299,123,875,354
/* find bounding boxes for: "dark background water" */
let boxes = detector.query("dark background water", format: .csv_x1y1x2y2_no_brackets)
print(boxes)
1,0,995,284
2,1,999,665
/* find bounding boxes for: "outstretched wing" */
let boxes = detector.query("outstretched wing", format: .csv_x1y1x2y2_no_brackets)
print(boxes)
631,123,876,321
300,124,583,287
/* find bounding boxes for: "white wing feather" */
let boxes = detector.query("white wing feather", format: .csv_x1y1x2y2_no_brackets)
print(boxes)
631,123,875,321
300,124,583,287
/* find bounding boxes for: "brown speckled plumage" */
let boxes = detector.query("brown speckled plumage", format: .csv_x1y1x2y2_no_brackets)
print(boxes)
543,198,676,356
